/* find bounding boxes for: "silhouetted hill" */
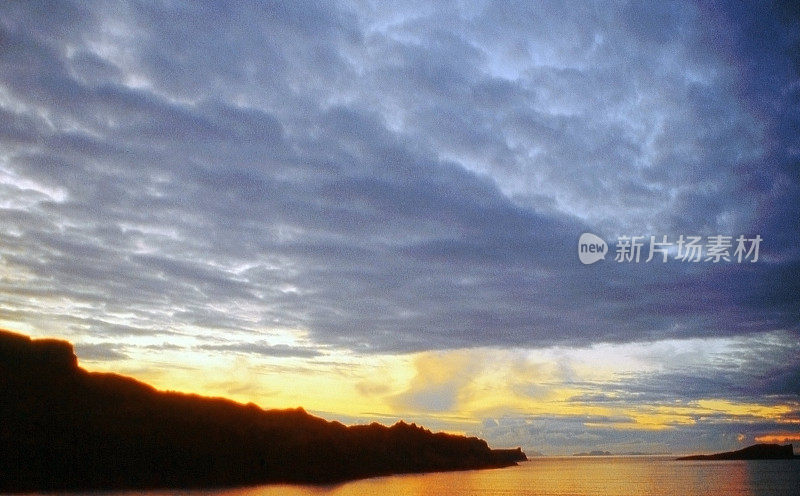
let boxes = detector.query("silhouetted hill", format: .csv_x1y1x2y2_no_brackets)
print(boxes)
677,443,797,461
0,330,525,492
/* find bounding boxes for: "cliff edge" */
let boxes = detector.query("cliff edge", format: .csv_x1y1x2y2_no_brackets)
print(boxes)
0,330,526,492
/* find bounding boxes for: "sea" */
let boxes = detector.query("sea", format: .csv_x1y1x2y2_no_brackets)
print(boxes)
23,456,800,496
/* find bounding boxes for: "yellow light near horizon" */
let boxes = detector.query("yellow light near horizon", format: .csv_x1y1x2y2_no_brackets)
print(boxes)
696,399,793,419
79,343,419,416
755,433,800,443
22,326,800,442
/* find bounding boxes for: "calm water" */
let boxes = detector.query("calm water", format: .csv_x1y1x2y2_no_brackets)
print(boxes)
29,457,800,496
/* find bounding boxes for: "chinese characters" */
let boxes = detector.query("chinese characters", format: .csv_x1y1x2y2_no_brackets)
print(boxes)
612,235,762,263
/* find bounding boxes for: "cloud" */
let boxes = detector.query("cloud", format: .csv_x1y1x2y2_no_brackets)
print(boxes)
755,433,800,443
391,350,482,413
197,341,322,358
0,1,797,359
557,331,800,408
74,342,129,361
474,410,800,455
377,333,800,453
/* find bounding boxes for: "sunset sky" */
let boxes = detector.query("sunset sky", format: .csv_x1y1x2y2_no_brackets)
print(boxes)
1,1,798,455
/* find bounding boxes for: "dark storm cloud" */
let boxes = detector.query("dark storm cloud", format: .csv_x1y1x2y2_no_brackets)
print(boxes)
0,1,797,356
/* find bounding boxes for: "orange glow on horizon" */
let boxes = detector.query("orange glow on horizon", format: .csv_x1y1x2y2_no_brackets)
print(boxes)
755,433,800,443
7,325,800,451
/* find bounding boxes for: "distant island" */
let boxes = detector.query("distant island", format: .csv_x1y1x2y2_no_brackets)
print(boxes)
0,330,526,492
572,450,670,456
573,450,613,456
677,444,797,461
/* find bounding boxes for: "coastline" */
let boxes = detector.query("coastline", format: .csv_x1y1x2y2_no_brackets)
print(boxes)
0,330,525,493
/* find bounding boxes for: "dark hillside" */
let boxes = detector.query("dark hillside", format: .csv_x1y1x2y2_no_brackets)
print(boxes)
0,330,525,492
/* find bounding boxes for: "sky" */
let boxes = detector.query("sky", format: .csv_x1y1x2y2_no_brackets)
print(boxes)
0,0,798,455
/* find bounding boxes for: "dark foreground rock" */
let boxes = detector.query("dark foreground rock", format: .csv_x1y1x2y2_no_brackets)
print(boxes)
0,330,526,492
677,443,797,461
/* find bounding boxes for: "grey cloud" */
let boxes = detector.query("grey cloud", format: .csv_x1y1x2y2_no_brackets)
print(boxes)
74,342,129,361
197,342,322,359
475,412,799,455
562,331,800,407
0,1,797,355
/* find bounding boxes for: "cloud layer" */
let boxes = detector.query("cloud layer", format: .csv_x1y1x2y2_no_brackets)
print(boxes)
1,0,798,453
1,1,797,354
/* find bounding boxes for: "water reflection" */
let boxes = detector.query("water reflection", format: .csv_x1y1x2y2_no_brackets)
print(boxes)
52,457,800,496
